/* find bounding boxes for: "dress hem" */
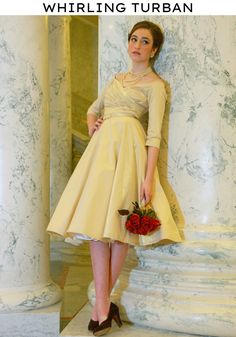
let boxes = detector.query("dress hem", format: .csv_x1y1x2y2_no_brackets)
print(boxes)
47,229,183,247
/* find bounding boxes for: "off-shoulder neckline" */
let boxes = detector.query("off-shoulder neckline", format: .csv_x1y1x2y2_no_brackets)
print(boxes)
113,75,164,89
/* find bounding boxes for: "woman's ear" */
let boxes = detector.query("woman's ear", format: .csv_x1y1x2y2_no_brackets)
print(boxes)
150,47,158,58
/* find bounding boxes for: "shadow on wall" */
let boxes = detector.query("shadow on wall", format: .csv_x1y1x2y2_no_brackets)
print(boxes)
158,81,186,236
70,16,98,135
70,16,98,169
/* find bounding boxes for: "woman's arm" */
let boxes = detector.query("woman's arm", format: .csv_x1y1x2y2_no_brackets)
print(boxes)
140,146,159,205
145,146,159,182
141,81,167,205
86,76,116,137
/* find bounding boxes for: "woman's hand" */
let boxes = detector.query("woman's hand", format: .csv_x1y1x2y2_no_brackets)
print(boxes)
88,116,104,137
94,117,104,132
140,178,153,206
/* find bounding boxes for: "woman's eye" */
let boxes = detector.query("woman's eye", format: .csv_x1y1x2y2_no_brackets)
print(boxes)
130,37,149,45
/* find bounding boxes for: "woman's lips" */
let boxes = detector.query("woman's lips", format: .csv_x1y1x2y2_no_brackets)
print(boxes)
132,51,140,55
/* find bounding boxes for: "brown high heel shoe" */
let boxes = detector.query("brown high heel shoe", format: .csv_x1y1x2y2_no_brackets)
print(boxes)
93,302,122,336
88,319,99,331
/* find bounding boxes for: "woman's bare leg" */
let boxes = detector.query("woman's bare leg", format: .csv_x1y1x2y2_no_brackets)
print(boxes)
89,240,111,323
89,240,129,323
109,241,129,293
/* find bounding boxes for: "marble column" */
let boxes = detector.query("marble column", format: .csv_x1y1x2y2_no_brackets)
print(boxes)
88,16,236,337
0,17,61,312
49,16,72,216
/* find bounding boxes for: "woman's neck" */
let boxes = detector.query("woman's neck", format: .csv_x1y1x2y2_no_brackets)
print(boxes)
130,63,151,74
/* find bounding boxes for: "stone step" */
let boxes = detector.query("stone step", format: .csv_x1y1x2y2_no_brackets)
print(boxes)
60,302,201,337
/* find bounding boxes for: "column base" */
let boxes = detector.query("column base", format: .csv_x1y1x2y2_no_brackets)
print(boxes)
0,281,62,312
88,242,236,337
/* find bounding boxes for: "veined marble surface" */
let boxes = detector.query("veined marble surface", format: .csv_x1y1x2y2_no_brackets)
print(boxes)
0,16,61,312
49,16,72,215
87,16,236,337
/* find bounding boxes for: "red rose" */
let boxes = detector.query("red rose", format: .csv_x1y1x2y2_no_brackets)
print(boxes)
130,213,140,229
139,215,149,235
141,215,149,226
139,227,148,235
149,218,161,232
125,214,140,234
125,220,132,231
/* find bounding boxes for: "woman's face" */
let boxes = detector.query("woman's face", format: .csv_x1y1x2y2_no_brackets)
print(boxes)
128,28,157,65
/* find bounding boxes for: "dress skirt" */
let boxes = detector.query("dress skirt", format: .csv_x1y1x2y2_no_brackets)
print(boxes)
47,115,183,246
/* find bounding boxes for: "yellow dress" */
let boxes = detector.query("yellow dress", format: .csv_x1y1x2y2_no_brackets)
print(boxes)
47,74,183,246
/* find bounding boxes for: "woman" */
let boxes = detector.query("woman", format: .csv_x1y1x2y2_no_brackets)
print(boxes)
47,20,182,336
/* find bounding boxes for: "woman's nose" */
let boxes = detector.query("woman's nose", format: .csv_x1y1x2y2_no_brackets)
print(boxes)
134,40,141,48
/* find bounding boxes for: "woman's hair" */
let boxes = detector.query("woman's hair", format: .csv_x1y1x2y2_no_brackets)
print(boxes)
128,20,164,65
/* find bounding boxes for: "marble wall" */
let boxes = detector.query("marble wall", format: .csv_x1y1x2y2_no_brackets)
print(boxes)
95,16,236,337
49,16,72,215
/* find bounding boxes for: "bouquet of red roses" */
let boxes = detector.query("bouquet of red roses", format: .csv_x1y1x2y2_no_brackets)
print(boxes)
118,201,161,235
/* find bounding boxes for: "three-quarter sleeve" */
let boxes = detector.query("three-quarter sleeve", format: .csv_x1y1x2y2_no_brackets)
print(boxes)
87,92,105,118
146,80,167,149
87,77,114,117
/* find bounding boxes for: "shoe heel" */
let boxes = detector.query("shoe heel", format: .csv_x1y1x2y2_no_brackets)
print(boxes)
113,313,122,327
